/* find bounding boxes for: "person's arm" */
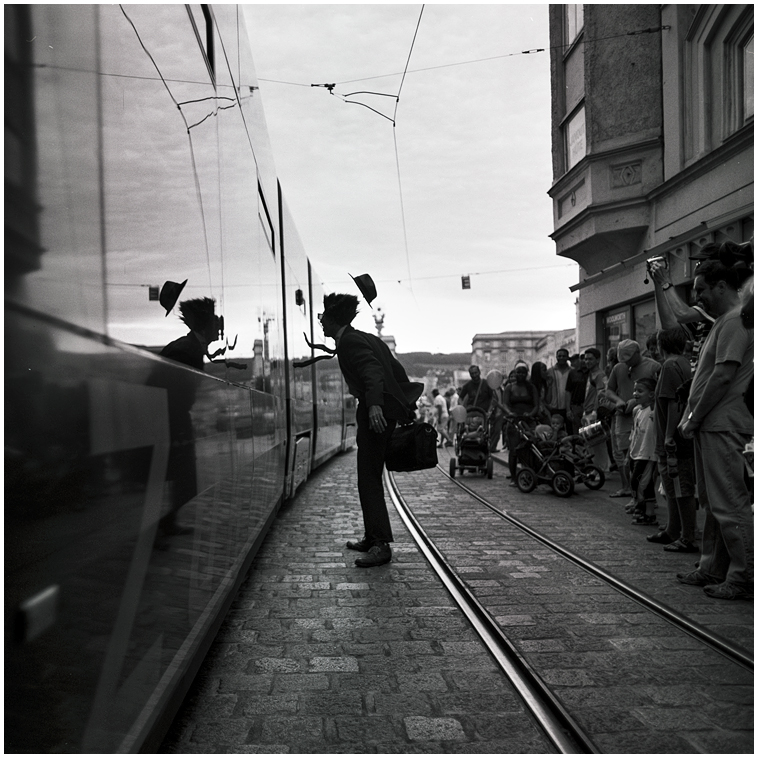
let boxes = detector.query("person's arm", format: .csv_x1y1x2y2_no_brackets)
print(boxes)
603,366,626,410
501,385,515,417
342,333,388,432
679,362,740,437
529,383,540,417
649,261,705,326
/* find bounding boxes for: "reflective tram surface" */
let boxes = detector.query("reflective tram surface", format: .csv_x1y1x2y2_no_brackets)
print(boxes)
5,5,351,752
161,449,753,754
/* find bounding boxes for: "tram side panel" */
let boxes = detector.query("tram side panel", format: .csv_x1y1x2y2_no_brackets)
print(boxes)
5,6,289,753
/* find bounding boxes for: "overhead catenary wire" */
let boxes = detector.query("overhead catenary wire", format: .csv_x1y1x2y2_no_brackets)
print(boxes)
120,4,217,294
393,4,424,296
257,25,670,88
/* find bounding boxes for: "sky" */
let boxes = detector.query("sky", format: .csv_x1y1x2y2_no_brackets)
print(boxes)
242,3,579,354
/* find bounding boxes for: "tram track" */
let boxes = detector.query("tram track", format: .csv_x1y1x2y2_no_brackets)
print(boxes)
385,461,754,753
385,469,599,754
434,464,753,673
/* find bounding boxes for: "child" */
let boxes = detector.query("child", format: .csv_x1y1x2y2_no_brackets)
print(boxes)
627,377,658,524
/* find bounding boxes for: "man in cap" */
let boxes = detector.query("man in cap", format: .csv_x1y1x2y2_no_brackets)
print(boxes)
604,339,661,498
676,258,754,599
319,292,422,567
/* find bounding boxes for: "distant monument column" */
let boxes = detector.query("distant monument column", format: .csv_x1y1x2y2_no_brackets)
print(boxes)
373,306,397,355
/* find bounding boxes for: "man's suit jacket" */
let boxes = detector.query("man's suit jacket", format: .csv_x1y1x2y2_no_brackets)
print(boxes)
336,326,422,421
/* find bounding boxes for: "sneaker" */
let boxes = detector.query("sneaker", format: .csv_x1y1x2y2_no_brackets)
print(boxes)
346,537,371,552
663,539,699,553
647,530,675,544
609,489,631,498
703,582,753,601
355,542,392,568
677,570,712,586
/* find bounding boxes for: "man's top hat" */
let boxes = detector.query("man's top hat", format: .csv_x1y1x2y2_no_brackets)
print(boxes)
159,279,188,316
350,273,377,308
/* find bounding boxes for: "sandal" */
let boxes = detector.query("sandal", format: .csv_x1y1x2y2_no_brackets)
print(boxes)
663,539,699,553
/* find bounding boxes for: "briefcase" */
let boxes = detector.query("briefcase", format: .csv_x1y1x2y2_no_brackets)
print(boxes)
385,421,438,472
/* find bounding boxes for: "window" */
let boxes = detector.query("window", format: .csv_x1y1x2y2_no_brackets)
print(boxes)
744,34,754,120
566,4,584,46
565,105,586,171
187,4,215,82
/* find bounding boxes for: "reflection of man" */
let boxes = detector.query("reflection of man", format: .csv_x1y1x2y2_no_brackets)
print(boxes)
320,293,421,568
677,260,753,600
148,297,221,543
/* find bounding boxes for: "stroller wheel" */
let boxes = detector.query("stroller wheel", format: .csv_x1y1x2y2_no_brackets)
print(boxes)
486,458,494,479
449,457,457,478
551,470,574,498
516,467,538,493
582,465,605,490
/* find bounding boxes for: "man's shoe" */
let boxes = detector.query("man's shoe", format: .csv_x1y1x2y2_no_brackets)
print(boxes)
647,530,675,544
703,582,753,601
355,542,392,568
346,537,371,552
664,538,699,553
677,570,712,586
632,514,657,526
161,523,194,537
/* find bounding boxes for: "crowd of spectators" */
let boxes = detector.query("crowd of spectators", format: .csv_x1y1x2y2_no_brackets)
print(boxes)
422,240,752,601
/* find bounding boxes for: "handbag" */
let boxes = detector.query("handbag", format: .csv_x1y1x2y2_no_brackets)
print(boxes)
385,421,438,472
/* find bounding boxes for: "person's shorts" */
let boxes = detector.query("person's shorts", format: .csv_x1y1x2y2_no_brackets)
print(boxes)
657,454,696,499
612,424,631,458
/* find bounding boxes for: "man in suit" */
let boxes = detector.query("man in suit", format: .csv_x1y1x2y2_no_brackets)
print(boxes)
319,292,421,567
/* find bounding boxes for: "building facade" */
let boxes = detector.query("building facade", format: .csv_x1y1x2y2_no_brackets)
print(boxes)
471,328,577,373
548,4,753,356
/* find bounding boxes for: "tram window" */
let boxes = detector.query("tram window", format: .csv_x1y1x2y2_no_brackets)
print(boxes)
258,181,275,257
187,4,215,83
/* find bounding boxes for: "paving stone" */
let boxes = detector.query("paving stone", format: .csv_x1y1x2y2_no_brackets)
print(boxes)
372,693,435,716
160,451,753,755
404,716,466,741
308,656,359,672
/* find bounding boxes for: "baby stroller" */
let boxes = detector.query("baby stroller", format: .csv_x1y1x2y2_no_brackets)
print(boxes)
508,420,579,497
449,406,494,479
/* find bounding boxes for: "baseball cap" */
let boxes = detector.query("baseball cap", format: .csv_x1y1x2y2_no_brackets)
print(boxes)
616,339,640,363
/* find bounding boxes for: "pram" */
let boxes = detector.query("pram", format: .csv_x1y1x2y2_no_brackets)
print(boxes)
509,420,604,497
449,406,494,479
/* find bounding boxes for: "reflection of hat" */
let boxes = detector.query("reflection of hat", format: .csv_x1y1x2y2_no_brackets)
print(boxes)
159,279,187,316
350,273,377,308
617,339,640,363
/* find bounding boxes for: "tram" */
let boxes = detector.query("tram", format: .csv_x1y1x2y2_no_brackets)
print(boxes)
5,5,354,752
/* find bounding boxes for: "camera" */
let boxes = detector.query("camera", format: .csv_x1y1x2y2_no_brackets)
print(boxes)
643,255,667,284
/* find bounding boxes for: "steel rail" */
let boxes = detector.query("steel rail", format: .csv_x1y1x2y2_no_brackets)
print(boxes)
437,464,754,672
385,470,600,755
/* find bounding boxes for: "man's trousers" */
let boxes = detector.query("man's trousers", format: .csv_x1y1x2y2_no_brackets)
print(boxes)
355,402,396,544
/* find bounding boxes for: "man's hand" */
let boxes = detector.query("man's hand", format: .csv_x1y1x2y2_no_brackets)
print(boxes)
678,416,697,439
649,260,672,288
368,405,387,433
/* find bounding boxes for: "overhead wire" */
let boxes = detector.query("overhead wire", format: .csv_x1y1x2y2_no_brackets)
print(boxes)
120,4,217,294
393,4,424,297
257,25,670,88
